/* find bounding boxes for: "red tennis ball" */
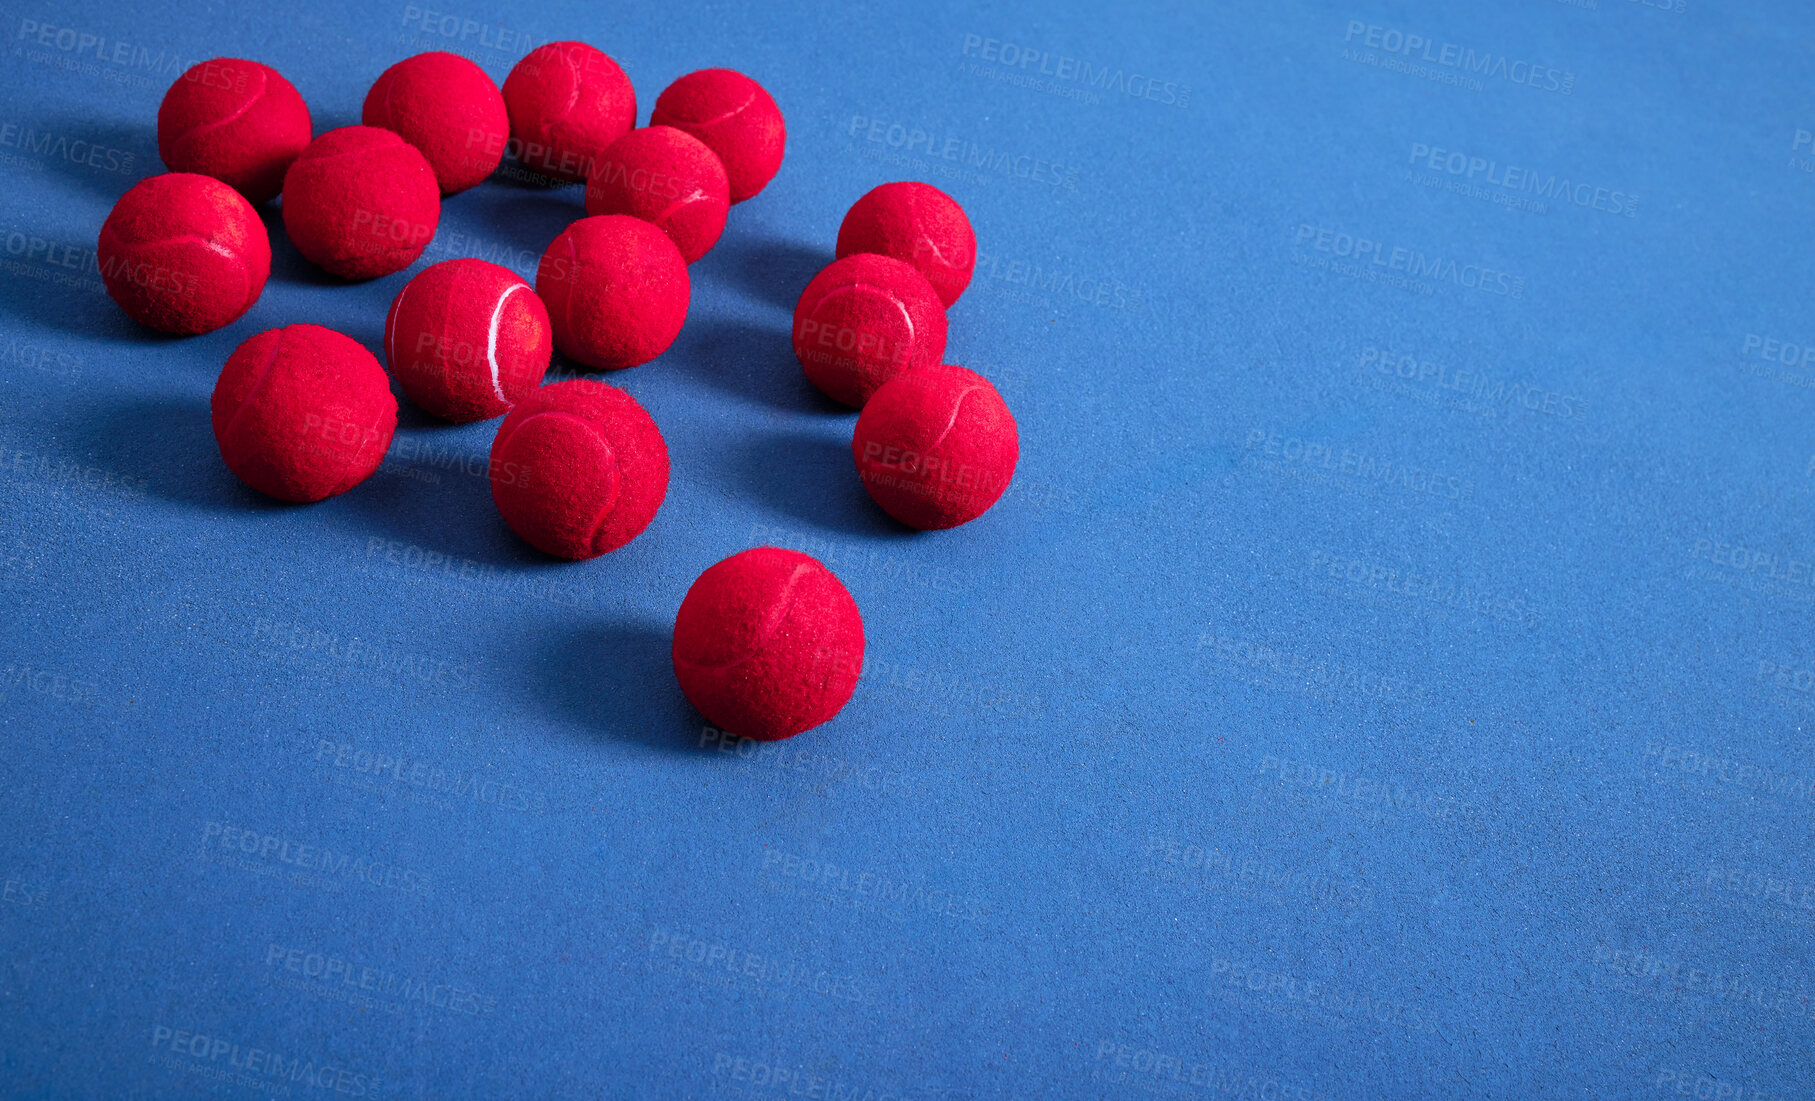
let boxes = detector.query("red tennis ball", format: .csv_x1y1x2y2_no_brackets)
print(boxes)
362,51,509,195
836,181,976,308
852,364,1018,529
671,547,864,741
793,253,947,407
384,259,551,423
281,126,440,279
584,126,730,264
97,173,270,335
488,379,668,559
211,324,397,503
535,215,689,370
501,41,636,183
157,58,312,204
649,68,784,203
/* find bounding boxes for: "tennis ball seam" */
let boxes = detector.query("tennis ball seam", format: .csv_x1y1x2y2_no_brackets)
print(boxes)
544,47,586,132
648,187,716,229
916,234,962,269
218,328,286,444
663,85,757,127
810,281,917,345
167,65,271,150
291,142,419,175
383,277,411,368
329,400,392,497
576,416,623,556
926,384,985,453
96,226,258,318
673,560,811,672
483,282,528,406
494,408,623,543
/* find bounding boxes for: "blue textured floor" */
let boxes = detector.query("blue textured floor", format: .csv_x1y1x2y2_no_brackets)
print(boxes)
3,0,1813,1097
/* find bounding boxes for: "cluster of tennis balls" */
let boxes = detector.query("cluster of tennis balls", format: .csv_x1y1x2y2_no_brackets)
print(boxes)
93,43,1019,741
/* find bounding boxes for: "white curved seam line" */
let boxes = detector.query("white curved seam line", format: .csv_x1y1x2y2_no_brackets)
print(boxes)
220,329,286,444
113,232,241,258
888,297,914,353
102,230,253,308
486,283,526,405
171,66,268,148
193,237,249,308
675,562,812,672
663,86,756,128
385,279,411,367
192,239,238,263
927,385,984,453
650,188,712,226
917,235,953,266
553,48,585,137
826,281,915,346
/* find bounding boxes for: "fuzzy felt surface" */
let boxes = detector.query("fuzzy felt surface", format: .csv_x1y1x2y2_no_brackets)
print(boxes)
280,126,440,279
793,252,947,407
583,126,730,264
362,51,509,195
156,57,312,204
384,259,551,423
671,547,865,741
534,214,689,370
852,363,1018,529
649,68,785,203
501,41,636,183
210,323,397,502
488,378,669,559
835,181,976,307
97,172,270,335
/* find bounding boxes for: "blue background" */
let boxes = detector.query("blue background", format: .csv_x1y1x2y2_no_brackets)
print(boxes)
3,0,1813,1097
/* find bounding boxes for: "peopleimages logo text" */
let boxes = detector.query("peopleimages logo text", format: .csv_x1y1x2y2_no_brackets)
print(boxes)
1408,143,1636,216
1344,21,1574,94
1293,225,1523,299
960,34,1191,107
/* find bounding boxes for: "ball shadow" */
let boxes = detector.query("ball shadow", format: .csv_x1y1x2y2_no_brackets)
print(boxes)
530,620,709,754
0,189,203,341
74,394,281,513
434,186,578,272
391,398,463,434
732,428,900,538
0,273,197,342
540,348,602,385
259,205,354,288
667,318,847,414
23,114,159,202
327,425,540,568
488,156,580,192
702,235,825,312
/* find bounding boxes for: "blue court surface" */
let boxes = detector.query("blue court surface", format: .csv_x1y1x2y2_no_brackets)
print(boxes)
3,0,1813,1097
